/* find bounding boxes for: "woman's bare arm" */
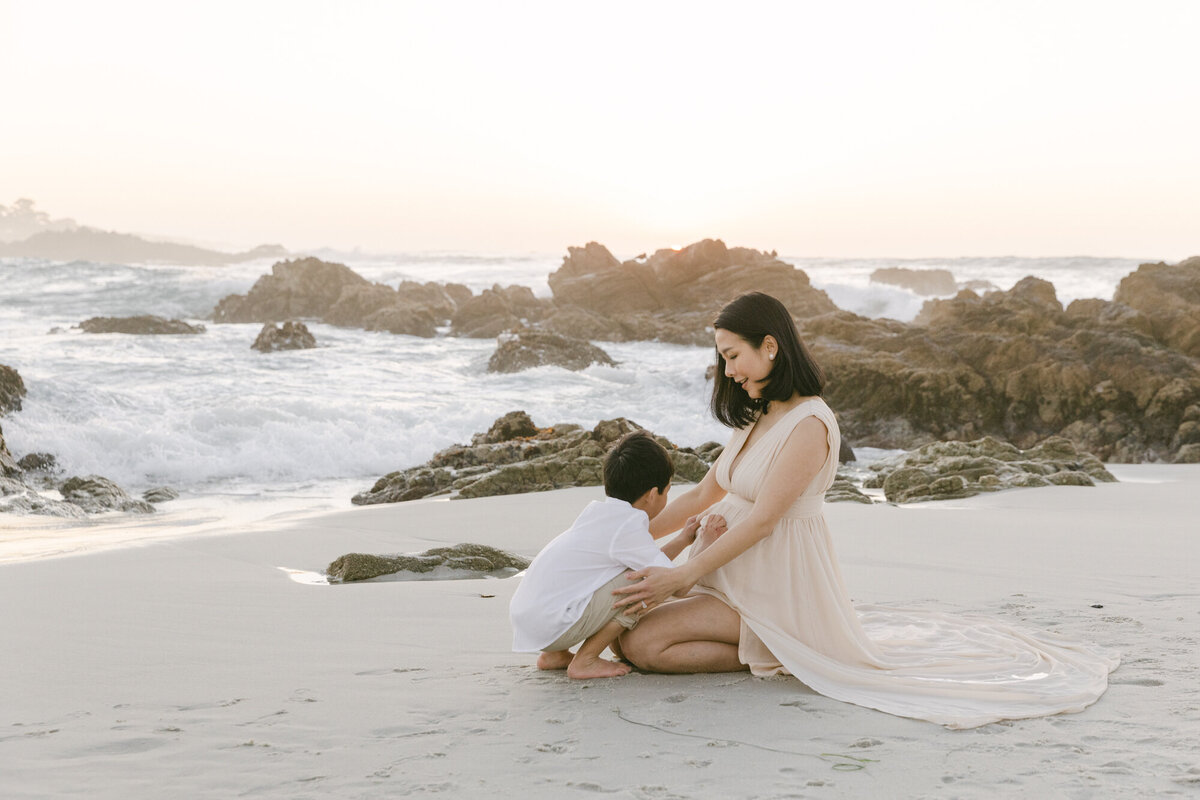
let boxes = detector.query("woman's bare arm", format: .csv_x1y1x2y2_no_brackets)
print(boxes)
647,466,727,539
614,417,829,608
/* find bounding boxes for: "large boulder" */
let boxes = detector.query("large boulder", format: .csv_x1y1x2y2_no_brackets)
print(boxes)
543,240,838,344
353,414,714,505
212,257,370,322
870,267,958,296
487,328,617,373
863,436,1115,503
326,543,530,583
251,320,318,352
77,315,205,335
804,267,1200,462
451,285,553,338
1112,256,1200,357
58,475,154,514
1,364,26,415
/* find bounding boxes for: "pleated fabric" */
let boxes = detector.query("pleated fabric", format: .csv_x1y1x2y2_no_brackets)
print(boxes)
691,397,1119,728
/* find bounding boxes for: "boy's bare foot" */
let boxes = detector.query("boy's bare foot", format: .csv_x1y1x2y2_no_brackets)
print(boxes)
567,654,633,679
537,650,574,670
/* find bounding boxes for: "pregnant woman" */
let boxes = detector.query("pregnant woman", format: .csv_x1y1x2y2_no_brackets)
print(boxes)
615,291,1118,728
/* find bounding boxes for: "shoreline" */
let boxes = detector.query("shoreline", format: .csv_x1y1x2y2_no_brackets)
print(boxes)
0,462,1190,568
0,462,1183,568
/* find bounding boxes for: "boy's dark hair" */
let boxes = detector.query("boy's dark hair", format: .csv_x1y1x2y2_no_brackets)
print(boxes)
710,291,826,428
603,430,675,504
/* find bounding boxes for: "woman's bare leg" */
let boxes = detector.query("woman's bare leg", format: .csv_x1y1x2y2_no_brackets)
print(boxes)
619,595,747,674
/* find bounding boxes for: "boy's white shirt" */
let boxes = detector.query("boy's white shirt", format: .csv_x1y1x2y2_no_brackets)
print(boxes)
509,497,673,652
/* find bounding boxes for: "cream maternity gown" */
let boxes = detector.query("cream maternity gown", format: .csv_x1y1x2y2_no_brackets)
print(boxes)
691,397,1119,729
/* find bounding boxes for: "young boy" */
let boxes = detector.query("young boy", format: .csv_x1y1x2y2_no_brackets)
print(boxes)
509,430,703,679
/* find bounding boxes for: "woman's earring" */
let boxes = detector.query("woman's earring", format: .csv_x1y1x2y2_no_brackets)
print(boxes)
768,352,775,361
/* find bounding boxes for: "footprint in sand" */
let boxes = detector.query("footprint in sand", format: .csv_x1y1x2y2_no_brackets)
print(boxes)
355,667,428,676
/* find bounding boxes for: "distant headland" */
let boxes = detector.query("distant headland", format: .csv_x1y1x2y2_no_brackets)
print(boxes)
0,199,286,266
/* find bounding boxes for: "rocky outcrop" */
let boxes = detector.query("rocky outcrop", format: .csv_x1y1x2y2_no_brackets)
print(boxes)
1,364,26,415
862,436,1115,504
487,328,617,373
251,320,317,352
78,316,206,335
211,257,470,337
2,471,153,518
804,266,1200,463
353,413,715,505
870,267,958,295
326,543,531,583
212,258,369,322
825,474,873,504
541,239,838,345
16,452,56,473
0,364,23,478
451,285,552,338
58,475,154,514
0,422,17,478
142,486,179,503
326,544,528,583
1111,256,1200,357
0,488,87,518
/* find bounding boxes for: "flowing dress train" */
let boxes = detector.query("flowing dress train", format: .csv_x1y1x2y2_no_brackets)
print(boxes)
691,397,1119,729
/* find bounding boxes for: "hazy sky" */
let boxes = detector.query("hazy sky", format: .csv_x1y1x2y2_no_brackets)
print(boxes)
3,1,1198,258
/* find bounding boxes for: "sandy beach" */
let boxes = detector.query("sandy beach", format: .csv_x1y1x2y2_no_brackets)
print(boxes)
1,465,1198,798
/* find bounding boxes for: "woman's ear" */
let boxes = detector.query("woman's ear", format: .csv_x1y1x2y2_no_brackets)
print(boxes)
762,335,778,361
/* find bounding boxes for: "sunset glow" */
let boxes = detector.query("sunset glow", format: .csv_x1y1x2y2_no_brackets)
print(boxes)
2,0,1198,258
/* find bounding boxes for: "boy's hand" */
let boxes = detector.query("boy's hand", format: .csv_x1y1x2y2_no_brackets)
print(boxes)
699,514,728,544
680,514,702,543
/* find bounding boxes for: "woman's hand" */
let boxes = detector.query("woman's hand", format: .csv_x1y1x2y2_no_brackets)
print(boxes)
612,564,698,613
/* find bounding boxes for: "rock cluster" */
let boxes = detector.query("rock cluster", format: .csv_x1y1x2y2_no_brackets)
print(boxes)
326,543,531,583
824,474,874,504
870,267,958,296
211,257,470,338
487,328,616,373
805,261,1200,463
209,241,836,352
78,315,206,335
863,436,1115,504
1111,256,1200,358
0,363,173,518
0,364,26,415
540,239,838,346
251,320,317,352
58,476,155,514
352,412,715,505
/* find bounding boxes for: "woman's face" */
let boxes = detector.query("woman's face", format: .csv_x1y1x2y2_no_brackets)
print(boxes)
715,328,774,399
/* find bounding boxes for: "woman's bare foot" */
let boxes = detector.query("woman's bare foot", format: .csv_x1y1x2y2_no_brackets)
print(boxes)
567,653,633,679
537,650,574,670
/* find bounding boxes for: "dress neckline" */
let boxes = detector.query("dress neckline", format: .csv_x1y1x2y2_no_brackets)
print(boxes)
727,398,816,482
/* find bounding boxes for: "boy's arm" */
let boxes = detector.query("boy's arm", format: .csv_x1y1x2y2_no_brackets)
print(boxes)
658,515,701,561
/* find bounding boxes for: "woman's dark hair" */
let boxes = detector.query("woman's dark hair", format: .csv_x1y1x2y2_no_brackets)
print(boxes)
710,291,825,428
603,430,675,504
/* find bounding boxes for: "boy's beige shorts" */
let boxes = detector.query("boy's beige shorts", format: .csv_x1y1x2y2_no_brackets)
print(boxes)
544,569,641,652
